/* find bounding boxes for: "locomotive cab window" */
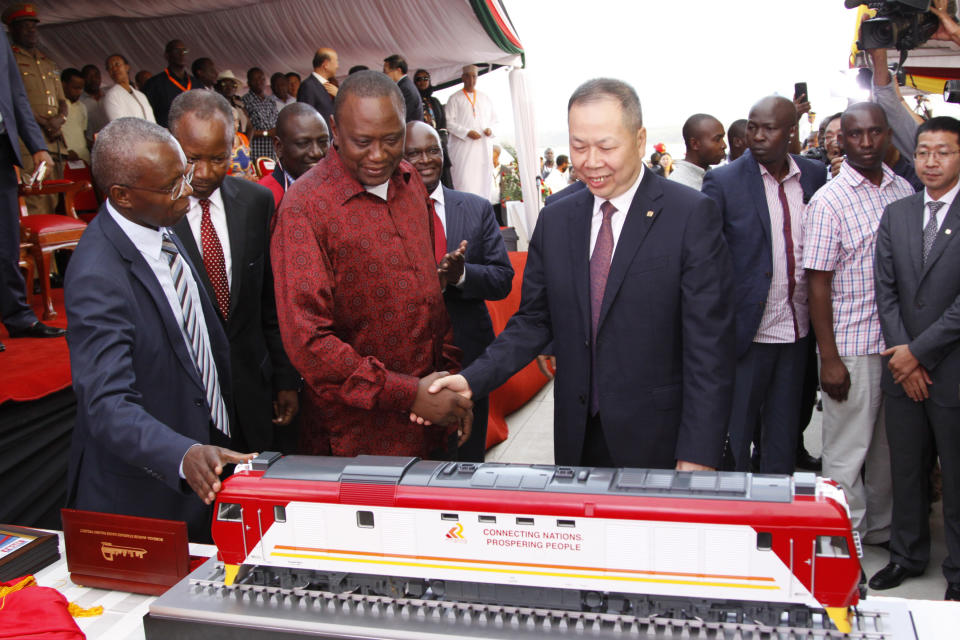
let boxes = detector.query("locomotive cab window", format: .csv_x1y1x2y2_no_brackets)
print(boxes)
357,510,375,528
274,505,286,523
478,515,496,523
557,519,576,528
816,535,850,558
217,503,242,522
756,531,772,550
516,517,534,526
441,513,459,521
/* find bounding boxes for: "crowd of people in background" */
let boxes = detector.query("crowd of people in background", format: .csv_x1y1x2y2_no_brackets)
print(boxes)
3,0,960,604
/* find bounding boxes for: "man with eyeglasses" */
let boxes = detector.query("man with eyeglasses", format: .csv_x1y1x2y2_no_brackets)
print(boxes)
872,116,960,600
64,117,256,542
804,102,913,551
169,90,300,456
143,39,196,128
414,68,453,189
404,120,513,461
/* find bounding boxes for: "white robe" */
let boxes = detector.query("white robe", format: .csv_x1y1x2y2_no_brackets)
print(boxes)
446,89,498,200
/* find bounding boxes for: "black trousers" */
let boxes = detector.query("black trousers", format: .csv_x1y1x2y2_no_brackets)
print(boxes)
580,413,614,467
0,135,38,332
457,395,489,462
885,394,960,583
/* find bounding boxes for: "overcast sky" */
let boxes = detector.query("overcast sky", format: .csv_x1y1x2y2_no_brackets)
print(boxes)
434,0,959,157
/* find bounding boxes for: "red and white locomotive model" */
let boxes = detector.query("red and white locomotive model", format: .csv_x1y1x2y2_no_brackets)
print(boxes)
211,453,862,632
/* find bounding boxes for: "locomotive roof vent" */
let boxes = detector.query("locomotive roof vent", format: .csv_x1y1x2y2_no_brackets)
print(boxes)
792,471,817,496
342,455,420,485
250,451,282,472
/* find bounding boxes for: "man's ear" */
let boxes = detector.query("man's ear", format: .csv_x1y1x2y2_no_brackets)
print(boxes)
108,185,132,209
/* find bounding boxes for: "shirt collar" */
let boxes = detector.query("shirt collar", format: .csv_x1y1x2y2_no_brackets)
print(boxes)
327,147,414,205
312,71,328,83
837,160,898,189
592,164,645,216
364,181,390,200
106,200,167,261
429,184,444,205
189,187,224,213
924,179,960,209
757,155,801,182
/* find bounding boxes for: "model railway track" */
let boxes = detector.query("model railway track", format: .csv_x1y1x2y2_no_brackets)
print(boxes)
188,572,893,639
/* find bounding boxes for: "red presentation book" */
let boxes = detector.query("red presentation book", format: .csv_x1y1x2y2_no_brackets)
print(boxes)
61,509,207,596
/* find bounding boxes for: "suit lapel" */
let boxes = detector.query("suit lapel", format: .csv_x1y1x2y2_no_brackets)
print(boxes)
442,187,462,252
171,214,218,317
221,178,246,319
921,196,960,281
907,194,925,279
743,152,773,249
567,188,593,337
597,170,662,330
99,211,205,392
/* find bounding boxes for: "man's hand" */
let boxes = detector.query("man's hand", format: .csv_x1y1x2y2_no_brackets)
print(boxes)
272,389,300,425
410,372,472,426
931,0,960,44
536,355,556,380
793,95,811,120
882,344,920,384
323,82,338,98
438,240,467,289
457,410,473,447
183,445,257,504
820,356,851,402
467,130,483,140
30,150,53,182
483,128,493,137
830,155,843,178
676,460,714,471
900,365,932,402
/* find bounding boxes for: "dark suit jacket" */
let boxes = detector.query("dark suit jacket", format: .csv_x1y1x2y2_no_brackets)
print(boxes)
297,74,334,128
397,75,424,123
463,170,736,468
1,40,46,164
875,192,960,407
173,177,299,451
65,207,233,541
543,179,587,206
441,186,513,367
701,150,826,357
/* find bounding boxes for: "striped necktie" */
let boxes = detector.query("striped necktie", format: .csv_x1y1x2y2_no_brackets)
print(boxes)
161,234,231,437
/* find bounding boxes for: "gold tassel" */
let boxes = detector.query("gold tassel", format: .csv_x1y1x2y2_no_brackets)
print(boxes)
68,601,103,617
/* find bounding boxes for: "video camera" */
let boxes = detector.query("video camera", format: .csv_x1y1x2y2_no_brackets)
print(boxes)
846,0,953,51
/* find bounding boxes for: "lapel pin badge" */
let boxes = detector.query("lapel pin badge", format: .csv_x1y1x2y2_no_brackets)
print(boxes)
646,210,654,218
946,229,952,235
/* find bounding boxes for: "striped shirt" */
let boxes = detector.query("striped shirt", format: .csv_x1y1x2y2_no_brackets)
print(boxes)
803,161,913,356
755,156,809,343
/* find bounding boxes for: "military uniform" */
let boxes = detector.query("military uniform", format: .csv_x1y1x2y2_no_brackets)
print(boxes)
12,43,64,213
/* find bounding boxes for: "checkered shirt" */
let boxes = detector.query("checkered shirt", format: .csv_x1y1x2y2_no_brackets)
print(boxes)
241,91,278,161
803,161,913,356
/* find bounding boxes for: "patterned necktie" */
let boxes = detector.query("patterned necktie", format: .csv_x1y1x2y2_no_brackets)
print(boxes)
432,200,447,263
588,201,617,415
199,198,230,319
161,235,231,438
923,201,944,265
777,182,799,340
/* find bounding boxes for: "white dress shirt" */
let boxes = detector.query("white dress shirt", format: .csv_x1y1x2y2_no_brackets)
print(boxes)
589,165,645,260
923,179,960,232
185,189,232,288
106,201,213,476
429,184,465,287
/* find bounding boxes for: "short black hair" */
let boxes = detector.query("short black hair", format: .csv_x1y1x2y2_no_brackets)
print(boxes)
568,78,642,130
61,67,83,84
191,57,213,77
270,72,286,86
286,71,301,81
104,53,128,69
313,49,334,69
556,154,569,166
168,89,235,138
348,65,369,75
247,67,263,83
681,113,719,146
81,64,99,76
164,39,183,55
916,115,960,146
728,118,747,140
383,54,408,74
333,70,405,123
818,111,843,141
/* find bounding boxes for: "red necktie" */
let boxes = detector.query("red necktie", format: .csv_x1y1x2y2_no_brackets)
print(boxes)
199,198,230,320
589,200,616,415
777,182,799,341
432,200,447,263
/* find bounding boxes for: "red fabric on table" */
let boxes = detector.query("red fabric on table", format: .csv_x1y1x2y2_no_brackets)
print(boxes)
0,576,84,639
484,251,551,449
0,289,71,404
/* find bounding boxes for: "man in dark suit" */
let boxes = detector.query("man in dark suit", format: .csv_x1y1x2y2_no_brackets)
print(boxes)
0,37,64,348
168,90,300,454
65,118,254,541
701,96,826,474
383,55,423,123
871,116,960,599
422,78,735,470
404,121,513,461
297,48,337,129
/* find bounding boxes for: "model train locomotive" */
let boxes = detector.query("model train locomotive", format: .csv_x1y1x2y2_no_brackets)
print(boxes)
211,453,863,632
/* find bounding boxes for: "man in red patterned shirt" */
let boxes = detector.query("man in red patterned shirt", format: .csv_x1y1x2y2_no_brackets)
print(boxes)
271,70,471,458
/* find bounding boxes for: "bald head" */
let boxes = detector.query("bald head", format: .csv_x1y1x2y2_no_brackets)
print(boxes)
840,101,888,131
681,113,726,168
749,96,797,127
405,121,443,192
312,47,339,79
746,96,797,169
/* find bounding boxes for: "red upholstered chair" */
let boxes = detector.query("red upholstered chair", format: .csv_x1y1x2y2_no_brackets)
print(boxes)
484,251,551,449
62,161,101,221
18,240,36,304
18,178,90,320
256,157,276,178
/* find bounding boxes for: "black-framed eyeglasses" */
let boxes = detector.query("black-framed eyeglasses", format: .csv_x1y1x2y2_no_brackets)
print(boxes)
405,147,442,161
117,163,195,201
